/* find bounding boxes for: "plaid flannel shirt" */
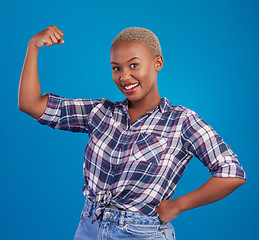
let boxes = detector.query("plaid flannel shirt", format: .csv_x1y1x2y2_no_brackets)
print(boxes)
37,93,246,222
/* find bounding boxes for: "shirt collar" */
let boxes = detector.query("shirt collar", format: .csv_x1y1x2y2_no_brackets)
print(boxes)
118,97,174,113
159,97,174,113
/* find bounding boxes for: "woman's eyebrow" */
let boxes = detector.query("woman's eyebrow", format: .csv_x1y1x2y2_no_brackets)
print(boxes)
111,57,140,65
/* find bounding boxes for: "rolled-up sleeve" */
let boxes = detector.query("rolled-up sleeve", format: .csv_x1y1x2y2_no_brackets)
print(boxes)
36,93,102,133
181,110,246,180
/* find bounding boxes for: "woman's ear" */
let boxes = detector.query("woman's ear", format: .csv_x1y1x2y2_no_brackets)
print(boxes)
155,56,164,71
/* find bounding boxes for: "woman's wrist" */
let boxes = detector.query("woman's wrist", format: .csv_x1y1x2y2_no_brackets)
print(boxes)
168,198,184,215
28,40,40,52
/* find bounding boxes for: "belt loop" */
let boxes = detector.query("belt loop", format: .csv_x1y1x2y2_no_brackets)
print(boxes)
159,221,167,230
119,211,125,226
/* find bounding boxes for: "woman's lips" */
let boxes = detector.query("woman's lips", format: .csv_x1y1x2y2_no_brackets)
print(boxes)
122,82,140,94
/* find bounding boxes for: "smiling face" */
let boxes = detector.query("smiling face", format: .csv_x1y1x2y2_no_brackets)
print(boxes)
110,40,163,108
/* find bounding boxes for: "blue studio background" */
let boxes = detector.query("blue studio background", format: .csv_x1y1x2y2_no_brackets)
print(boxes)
1,0,258,239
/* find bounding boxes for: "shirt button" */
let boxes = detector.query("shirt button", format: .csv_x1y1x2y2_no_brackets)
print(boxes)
104,212,111,217
147,113,151,117
105,188,108,191
118,143,122,148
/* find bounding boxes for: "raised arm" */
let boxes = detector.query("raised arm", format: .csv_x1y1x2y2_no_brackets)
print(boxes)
18,25,64,119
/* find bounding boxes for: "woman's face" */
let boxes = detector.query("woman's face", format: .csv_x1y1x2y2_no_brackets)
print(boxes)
110,41,163,106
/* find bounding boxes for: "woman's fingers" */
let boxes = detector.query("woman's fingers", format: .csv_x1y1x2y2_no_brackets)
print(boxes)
57,39,65,45
52,25,64,37
50,25,64,46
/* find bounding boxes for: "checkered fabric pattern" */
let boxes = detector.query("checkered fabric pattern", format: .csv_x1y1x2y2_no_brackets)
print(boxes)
37,93,246,222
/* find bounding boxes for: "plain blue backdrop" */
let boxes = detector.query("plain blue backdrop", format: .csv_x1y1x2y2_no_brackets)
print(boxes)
1,0,258,239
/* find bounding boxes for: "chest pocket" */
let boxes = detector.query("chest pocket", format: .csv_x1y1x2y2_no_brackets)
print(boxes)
131,133,168,165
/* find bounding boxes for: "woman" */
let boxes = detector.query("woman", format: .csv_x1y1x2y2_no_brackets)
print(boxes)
18,25,246,240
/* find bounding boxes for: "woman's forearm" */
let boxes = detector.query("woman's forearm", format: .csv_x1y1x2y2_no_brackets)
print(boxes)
18,43,48,119
18,25,64,119
157,176,246,222
176,176,245,211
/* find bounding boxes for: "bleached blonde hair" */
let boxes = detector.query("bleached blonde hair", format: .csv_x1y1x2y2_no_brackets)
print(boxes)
112,27,162,57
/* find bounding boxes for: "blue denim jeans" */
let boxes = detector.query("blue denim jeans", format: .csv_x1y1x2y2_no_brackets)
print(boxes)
74,198,175,240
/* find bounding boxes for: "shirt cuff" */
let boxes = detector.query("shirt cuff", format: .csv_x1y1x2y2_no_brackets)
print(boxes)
36,93,52,122
210,156,247,180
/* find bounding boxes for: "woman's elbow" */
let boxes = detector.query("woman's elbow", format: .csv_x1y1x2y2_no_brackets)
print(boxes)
18,95,48,119
237,178,246,187
18,99,29,113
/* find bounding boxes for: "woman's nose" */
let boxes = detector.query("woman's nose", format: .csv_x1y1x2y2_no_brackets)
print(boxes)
119,70,131,81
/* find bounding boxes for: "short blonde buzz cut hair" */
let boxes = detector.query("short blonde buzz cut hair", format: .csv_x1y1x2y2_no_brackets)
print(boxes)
111,27,162,57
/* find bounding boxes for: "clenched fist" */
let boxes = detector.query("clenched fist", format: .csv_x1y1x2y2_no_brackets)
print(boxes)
29,25,64,49
156,199,182,223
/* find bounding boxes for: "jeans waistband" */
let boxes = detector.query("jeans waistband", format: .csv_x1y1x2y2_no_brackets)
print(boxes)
83,197,165,227
102,208,163,226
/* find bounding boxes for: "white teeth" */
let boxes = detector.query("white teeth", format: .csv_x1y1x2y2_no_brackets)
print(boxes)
124,83,139,90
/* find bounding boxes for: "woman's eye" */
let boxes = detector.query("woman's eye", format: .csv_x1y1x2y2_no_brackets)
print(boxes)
130,63,138,69
112,67,120,72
